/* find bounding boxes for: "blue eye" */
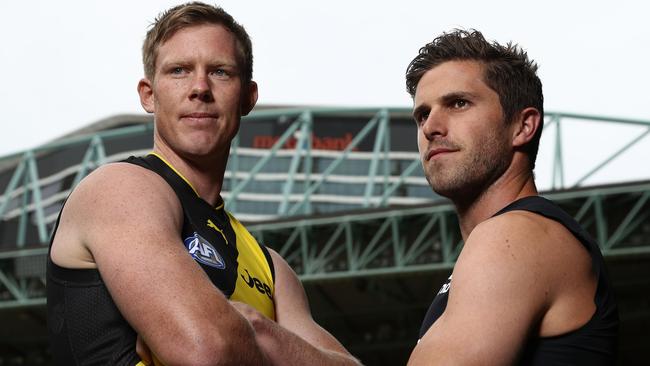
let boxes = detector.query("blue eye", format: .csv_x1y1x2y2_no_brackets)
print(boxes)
171,67,184,74
211,68,227,77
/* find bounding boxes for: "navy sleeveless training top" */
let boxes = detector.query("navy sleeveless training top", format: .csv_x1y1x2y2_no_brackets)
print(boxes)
418,196,619,365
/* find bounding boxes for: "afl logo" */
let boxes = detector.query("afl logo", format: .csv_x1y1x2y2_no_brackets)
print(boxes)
184,232,226,269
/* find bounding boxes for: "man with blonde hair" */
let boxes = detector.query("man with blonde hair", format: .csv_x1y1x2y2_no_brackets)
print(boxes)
47,3,360,365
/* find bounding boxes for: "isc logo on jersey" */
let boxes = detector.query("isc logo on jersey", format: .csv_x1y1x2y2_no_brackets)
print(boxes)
184,232,226,269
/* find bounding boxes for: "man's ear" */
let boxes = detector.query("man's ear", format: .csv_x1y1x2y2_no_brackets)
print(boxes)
137,78,155,113
241,81,258,116
512,107,541,147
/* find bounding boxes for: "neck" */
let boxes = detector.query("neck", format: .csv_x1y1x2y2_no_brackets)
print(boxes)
454,167,538,241
153,144,229,206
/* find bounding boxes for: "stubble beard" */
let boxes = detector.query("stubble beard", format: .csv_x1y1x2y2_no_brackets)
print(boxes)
424,133,511,208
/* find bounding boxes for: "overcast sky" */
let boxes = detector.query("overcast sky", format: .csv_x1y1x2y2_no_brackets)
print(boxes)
1,0,649,180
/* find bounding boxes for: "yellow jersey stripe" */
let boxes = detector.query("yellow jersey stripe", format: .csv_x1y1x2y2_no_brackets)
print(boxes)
147,152,200,197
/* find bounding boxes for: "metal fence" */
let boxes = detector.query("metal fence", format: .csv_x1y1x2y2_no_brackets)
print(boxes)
0,108,649,308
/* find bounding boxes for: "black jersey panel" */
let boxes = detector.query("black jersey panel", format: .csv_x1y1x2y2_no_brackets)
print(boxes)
418,196,618,365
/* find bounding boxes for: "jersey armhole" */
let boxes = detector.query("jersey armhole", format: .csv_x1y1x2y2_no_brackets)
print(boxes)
48,197,68,255
259,244,275,284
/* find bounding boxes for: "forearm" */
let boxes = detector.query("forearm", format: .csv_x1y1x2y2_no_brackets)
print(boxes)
140,309,270,366
253,319,361,366
216,316,272,366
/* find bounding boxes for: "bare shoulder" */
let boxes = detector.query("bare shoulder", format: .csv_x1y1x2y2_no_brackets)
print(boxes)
266,248,355,357
463,210,560,264
410,208,595,364
464,209,588,269
410,212,559,364
54,162,265,362
267,248,293,282
448,211,561,326
461,212,533,265
52,162,182,267
458,210,582,291
71,162,175,204
455,208,592,317
65,162,180,225
266,248,309,310
266,247,313,324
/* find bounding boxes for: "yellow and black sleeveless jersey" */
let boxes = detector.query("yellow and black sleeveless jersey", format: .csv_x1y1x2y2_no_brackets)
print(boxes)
130,153,276,319
46,154,275,365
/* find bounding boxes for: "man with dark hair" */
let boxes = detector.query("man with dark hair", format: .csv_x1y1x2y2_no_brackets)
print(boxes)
46,2,360,365
405,29,618,365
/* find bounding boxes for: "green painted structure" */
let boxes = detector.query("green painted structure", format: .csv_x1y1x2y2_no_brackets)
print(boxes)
0,108,649,364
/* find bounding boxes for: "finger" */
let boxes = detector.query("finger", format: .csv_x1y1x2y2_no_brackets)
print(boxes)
136,335,153,365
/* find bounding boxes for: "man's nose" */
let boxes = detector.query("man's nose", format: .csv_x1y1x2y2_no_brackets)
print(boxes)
421,110,447,140
189,74,214,102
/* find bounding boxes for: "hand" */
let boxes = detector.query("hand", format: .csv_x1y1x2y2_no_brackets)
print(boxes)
136,334,153,365
136,335,164,365
230,301,359,366
231,301,269,330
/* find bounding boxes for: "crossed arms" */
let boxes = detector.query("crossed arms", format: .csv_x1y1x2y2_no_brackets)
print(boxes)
51,163,360,365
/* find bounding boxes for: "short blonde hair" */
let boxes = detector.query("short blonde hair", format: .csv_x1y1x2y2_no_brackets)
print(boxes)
142,2,253,82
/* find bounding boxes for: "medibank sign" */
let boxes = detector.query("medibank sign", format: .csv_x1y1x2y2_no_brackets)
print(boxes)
239,113,416,152
252,133,358,151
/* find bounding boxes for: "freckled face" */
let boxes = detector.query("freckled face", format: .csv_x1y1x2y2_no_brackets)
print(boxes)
143,24,249,160
413,61,513,200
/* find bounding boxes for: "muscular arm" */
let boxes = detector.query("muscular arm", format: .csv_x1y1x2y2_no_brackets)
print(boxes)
408,213,556,366
233,250,361,366
52,164,267,366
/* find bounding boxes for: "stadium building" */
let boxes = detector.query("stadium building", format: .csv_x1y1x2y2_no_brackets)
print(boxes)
1,107,649,365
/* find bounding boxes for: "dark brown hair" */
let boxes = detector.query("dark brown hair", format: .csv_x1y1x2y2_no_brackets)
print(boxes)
142,2,253,84
406,29,544,170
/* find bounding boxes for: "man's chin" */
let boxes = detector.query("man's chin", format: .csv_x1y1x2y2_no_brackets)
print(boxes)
426,174,452,194
428,177,472,200
431,186,455,199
